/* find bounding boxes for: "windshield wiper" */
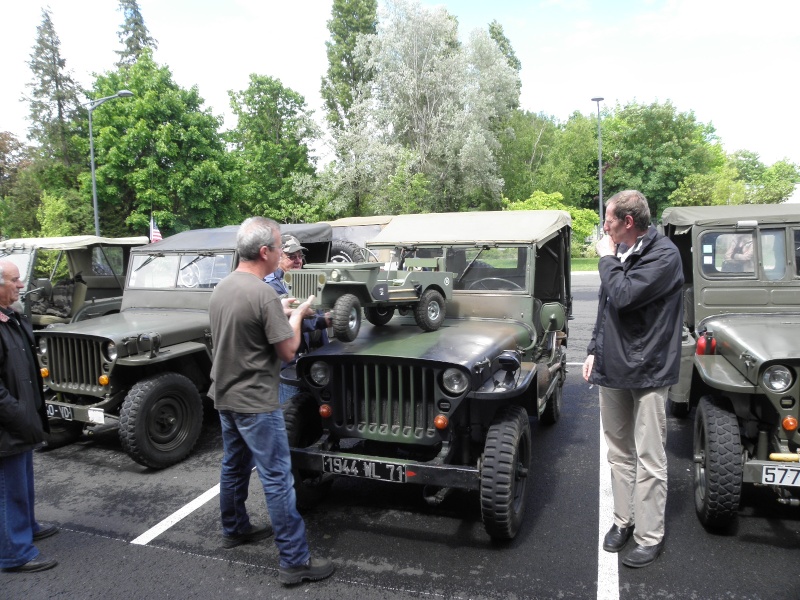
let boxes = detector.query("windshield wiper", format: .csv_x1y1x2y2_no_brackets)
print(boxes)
134,253,164,272
180,252,214,271
456,246,489,283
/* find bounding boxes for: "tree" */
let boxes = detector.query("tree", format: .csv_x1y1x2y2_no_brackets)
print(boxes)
320,0,378,132
86,50,232,237
227,74,320,223
603,101,724,219
116,0,158,67
751,160,800,204
0,132,29,200
667,165,746,208
488,20,521,73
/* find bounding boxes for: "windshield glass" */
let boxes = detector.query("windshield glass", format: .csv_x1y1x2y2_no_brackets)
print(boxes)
1,251,32,280
128,253,233,289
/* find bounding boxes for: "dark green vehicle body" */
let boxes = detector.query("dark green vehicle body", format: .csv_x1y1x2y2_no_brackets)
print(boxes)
662,204,800,528
284,210,572,540
35,223,332,469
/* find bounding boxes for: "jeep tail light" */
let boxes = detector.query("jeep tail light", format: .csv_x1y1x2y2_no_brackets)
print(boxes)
783,416,798,432
319,404,332,418
434,414,448,430
696,331,716,355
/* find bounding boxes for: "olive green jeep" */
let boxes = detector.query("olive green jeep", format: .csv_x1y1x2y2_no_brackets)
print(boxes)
283,210,572,540
662,204,800,528
34,223,332,468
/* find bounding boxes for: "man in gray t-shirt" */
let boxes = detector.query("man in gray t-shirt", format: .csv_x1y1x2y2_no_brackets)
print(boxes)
208,216,335,585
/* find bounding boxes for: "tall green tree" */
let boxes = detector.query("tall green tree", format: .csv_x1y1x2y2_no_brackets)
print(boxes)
86,50,232,237
116,0,158,67
496,110,557,202
0,133,37,237
320,0,378,132
603,101,723,219
227,74,320,223
488,20,521,74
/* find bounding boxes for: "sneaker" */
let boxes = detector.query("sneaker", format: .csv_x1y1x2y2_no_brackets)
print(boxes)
278,557,335,585
221,523,274,549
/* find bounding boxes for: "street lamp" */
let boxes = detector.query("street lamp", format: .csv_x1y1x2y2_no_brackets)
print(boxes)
88,89,134,236
591,97,604,229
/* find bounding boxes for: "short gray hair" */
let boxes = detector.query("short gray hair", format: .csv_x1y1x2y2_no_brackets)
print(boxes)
0,260,9,285
607,190,651,231
237,217,280,261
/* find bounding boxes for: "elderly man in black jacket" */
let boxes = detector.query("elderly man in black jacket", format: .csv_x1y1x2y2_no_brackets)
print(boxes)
0,260,58,573
582,190,684,569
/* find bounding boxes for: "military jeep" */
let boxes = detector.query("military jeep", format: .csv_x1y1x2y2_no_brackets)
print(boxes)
35,223,332,468
662,204,800,528
0,235,148,327
283,210,572,540
284,258,454,341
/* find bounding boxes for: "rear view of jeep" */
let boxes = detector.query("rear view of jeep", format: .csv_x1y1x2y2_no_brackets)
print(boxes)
663,204,800,528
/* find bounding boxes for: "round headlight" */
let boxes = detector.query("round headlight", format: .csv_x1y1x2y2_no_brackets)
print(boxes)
309,361,331,387
330,269,341,282
104,341,118,362
442,367,469,395
763,365,793,393
38,338,48,355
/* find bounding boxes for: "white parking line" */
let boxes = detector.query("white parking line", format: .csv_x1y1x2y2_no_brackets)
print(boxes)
597,410,619,600
131,483,221,546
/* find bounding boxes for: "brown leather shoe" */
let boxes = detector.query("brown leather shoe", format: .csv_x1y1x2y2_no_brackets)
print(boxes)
3,555,58,573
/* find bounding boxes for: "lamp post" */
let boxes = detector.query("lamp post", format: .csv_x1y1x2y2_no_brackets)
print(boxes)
591,97,604,230
88,89,134,236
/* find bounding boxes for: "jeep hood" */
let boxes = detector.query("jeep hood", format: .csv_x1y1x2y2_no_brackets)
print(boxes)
305,317,533,369
39,309,209,348
705,314,800,381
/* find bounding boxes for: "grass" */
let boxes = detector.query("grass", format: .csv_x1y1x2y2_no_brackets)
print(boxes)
571,258,599,271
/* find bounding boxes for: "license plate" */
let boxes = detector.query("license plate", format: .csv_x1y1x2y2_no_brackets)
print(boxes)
762,464,800,487
322,455,406,483
46,403,73,421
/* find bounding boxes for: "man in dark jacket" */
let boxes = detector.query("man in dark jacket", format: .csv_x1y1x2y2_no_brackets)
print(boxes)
0,260,59,573
582,190,684,568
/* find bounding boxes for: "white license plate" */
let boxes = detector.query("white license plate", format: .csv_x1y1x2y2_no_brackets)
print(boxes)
45,403,73,421
762,465,800,487
322,456,406,483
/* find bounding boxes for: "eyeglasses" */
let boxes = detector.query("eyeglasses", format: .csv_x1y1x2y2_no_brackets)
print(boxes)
604,217,622,225
285,252,304,262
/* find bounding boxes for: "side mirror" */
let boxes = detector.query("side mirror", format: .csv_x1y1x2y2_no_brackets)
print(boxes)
539,302,565,332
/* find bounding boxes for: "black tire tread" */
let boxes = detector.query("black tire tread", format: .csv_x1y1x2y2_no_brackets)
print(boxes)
414,288,445,332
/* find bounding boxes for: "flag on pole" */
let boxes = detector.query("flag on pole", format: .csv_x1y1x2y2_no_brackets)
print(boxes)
150,216,162,243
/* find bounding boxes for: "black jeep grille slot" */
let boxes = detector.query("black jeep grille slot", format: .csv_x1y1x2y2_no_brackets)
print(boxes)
47,337,102,390
335,362,437,439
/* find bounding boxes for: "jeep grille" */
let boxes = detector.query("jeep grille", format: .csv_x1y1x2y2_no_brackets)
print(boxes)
331,362,438,441
286,271,322,301
44,336,105,393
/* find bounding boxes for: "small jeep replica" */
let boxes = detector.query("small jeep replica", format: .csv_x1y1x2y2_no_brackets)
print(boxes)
0,235,148,327
662,204,800,528
35,223,332,468
283,210,572,540
284,258,454,341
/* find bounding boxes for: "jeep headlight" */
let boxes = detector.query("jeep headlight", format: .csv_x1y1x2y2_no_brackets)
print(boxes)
763,365,793,393
38,338,48,355
309,361,331,387
103,341,118,362
330,269,342,282
442,367,469,395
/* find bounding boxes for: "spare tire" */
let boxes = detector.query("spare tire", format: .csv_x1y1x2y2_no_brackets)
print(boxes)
330,239,367,263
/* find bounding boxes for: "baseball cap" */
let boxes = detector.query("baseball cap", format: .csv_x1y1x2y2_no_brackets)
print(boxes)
281,234,307,254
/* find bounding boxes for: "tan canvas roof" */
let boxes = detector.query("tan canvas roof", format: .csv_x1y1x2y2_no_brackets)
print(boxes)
662,203,800,228
368,210,571,247
325,215,394,228
0,235,149,251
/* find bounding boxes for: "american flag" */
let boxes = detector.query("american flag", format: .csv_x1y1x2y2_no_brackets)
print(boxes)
150,216,163,243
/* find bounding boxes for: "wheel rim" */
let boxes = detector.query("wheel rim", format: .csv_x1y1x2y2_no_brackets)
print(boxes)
427,300,441,321
348,307,359,330
694,417,707,504
147,395,189,450
512,433,530,510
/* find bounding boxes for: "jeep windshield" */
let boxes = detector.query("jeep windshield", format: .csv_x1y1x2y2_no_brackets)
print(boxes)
128,253,233,289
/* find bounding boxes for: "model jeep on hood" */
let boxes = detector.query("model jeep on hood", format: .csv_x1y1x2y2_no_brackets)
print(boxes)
662,203,800,528
0,235,148,328
283,210,572,540
34,223,332,468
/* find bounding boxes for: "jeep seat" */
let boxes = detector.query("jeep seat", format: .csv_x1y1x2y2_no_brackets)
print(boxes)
31,280,88,326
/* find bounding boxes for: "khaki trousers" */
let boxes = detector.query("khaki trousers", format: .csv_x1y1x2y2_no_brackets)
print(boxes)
599,385,668,546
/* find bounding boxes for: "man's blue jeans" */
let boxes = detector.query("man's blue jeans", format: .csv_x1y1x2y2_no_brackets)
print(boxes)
0,451,40,568
218,410,310,568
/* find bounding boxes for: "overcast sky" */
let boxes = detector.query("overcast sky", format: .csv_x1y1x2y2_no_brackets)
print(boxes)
2,0,799,168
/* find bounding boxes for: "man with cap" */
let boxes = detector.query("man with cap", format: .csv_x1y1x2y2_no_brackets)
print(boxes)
264,234,331,405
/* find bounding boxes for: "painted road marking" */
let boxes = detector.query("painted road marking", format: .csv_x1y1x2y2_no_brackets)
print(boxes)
131,483,221,546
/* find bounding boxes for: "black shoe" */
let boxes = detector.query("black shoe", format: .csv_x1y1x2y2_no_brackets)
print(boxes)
33,524,59,541
221,523,274,549
279,557,335,585
602,523,634,553
2,555,58,573
622,540,665,568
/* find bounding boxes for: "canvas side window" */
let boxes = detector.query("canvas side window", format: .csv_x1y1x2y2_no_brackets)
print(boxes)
700,231,755,276
794,230,800,276
759,229,786,281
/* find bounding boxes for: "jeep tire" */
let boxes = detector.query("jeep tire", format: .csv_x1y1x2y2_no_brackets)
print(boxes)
333,294,362,342
119,372,203,469
693,395,743,528
539,372,563,425
330,239,367,263
284,392,332,510
480,405,531,540
364,305,395,326
414,288,445,332
41,419,83,450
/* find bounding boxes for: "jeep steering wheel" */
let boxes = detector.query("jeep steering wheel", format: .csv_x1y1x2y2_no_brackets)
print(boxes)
468,277,522,291
179,263,201,288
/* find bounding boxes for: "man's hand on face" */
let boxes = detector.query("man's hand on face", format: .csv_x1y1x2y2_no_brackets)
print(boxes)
596,234,616,258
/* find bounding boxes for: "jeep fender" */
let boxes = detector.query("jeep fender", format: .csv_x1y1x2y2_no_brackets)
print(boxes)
115,340,211,366
693,355,757,395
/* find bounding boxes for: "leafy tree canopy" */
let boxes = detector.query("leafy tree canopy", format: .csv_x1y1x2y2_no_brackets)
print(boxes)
116,0,158,67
